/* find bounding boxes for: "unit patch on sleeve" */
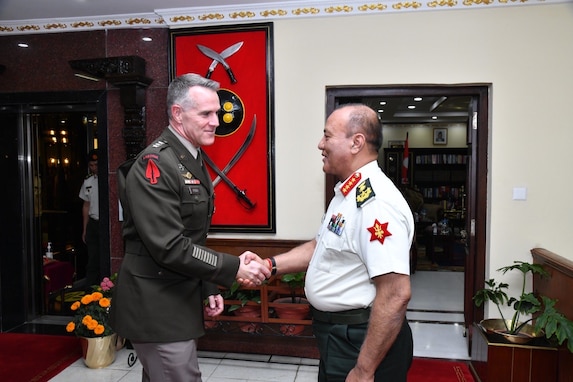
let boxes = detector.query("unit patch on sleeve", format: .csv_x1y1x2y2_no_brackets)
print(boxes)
356,178,375,208
142,153,161,185
367,219,392,244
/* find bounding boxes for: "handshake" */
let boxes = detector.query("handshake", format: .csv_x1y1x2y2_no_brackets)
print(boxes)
236,251,271,287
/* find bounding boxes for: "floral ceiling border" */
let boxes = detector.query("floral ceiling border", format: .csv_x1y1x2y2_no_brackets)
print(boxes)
0,0,567,36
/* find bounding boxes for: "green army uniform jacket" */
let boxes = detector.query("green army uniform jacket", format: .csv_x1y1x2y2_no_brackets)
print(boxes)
110,128,240,342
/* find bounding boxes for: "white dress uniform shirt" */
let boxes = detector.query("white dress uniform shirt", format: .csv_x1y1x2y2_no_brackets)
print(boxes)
305,161,414,312
79,174,99,220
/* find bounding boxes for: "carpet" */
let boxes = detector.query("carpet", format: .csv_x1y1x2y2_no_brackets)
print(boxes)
0,333,82,382
408,358,475,382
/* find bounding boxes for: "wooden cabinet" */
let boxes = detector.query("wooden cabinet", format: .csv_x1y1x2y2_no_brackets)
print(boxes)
471,323,558,382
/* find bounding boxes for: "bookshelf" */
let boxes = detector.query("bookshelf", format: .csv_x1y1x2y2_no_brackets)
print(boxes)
383,147,468,220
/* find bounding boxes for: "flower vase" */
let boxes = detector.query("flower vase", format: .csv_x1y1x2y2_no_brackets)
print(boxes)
80,333,118,368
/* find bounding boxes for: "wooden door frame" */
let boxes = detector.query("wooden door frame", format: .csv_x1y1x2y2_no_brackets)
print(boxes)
324,84,489,343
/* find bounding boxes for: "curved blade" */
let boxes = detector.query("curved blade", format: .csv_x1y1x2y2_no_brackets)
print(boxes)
197,44,237,83
206,41,243,78
213,115,257,187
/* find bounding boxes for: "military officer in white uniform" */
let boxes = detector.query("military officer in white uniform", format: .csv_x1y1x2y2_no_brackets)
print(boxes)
79,149,100,286
261,104,414,381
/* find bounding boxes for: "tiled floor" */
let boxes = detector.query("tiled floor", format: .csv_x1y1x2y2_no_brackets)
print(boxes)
44,270,468,381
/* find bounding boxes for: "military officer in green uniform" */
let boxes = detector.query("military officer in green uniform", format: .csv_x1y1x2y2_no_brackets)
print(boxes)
110,74,270,382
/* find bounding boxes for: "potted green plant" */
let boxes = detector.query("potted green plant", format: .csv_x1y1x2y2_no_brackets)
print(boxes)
221,281,262,333
273,272,310,335
280,272,306,303
473,261,573,352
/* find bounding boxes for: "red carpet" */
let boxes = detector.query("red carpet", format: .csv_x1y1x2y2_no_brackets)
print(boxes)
408,358,475,382
0,333,82,382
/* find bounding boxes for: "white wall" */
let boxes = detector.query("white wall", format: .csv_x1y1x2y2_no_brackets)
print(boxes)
216,3,573,315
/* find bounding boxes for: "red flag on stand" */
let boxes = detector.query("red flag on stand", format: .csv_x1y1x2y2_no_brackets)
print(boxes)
401,133,409,184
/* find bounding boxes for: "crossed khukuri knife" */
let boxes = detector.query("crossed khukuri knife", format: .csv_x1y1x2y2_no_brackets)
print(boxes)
197,41,243,83
202,115,257,209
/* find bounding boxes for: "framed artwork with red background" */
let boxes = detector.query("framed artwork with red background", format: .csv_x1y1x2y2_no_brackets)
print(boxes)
170,23,275,232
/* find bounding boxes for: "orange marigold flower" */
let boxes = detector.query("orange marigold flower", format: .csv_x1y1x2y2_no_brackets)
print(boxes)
87,319,99,330
70,301,81,311
94,325,105,335
91,292,103,301
99,298,111,308
81,294,94,305
66,322,75,332
82,315,93,325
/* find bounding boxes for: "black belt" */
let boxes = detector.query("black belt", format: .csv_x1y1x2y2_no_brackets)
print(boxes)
311,306,371,325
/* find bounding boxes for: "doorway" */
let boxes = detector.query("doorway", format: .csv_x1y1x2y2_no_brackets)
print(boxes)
0,91,108,330
325,84,489,349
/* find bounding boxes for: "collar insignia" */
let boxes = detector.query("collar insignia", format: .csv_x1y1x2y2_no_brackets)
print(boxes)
367,219,392,244
356,178,375,208
341,172,362,196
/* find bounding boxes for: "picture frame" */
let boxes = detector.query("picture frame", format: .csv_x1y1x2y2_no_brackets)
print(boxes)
433,128,447,145
388,140,405,149
170,23,275,233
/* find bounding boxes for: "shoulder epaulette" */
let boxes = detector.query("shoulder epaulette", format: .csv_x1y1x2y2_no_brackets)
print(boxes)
356,178,376,208
150,138,169,151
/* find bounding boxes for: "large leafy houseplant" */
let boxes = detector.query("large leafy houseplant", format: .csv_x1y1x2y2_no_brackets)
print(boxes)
473,261,573,352
66,275,116,338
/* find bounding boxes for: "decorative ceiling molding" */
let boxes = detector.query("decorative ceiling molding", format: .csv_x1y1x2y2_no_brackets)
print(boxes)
0,0,568,36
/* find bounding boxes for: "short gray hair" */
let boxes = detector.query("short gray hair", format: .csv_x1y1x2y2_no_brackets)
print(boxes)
166,73,220,119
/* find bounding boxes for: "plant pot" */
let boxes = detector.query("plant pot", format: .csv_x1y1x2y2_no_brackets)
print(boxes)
79,333,117,368
479,319,544,345
233,305,261,333
273,297,310,336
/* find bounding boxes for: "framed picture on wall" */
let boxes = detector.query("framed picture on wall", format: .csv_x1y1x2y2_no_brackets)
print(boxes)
433,128,447,145
388,140,405,148
170,23,275,233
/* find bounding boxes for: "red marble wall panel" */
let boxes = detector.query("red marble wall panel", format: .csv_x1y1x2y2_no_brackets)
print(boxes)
0,28,171,274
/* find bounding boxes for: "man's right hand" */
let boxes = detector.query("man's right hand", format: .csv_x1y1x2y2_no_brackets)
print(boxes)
237,251,270,287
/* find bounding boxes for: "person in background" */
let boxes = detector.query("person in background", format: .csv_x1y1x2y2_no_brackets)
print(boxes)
260,104,415,381
110,73,270,382
79,149,100,287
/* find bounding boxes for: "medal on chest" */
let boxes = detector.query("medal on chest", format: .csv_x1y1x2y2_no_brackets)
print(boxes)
327,212,346,236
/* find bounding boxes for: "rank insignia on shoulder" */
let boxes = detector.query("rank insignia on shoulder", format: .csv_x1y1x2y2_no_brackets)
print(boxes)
356,178,375,208
327,212,346,236
341,172,362,196
367,219,392,244
142,153,160,185
151,139,168,149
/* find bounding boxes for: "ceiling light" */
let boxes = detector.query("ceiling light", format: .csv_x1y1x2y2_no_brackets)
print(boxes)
432,116,438,120
142,37,152,42
378,109,384,113
18,43,29,48
74,73,100,82
379,101,386,105
414,97,422,101
408,105,416,109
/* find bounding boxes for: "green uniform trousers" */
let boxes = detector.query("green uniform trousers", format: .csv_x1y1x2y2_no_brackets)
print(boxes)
312,318,413,381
